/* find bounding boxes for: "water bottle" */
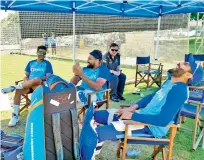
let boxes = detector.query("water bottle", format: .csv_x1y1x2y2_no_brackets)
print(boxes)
126,149,141,158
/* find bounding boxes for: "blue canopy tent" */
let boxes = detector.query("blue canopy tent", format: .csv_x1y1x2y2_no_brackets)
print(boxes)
1,0,204,62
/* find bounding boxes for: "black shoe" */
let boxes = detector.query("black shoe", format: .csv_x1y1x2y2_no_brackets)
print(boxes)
118,96,126,101
110,96,120,102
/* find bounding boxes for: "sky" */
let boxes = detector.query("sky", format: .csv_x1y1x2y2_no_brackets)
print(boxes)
0,11,15,21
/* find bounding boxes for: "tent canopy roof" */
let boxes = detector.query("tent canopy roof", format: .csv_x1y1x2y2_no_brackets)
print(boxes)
1,0,204,18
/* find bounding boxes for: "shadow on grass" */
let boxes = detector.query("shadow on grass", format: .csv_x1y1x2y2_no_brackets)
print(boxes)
1,85,203,160
1,110,28,136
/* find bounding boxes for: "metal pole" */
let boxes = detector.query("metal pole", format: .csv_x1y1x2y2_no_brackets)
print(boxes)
72,1,76,64
194,13,199,54
155,16,161,60
188,14,190,54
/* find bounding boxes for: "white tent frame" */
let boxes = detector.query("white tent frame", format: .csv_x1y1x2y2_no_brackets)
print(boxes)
2,0,204,62
194,12,204,54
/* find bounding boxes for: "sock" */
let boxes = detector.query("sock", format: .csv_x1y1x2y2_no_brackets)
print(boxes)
13,105,19,115
15,83,24,90
93,141,104,158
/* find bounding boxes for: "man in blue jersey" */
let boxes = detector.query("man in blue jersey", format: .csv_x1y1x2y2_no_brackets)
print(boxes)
42,33,49,49
79,58,204,159
51,32,57,56
1,45,53,127
70,50,110,105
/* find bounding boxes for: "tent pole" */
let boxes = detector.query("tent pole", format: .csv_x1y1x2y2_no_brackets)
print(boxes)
188,13,190,54
72,1,76,64
194,12,199,54
155,15,161,60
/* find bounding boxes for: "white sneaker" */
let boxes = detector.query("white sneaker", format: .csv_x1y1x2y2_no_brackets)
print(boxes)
8,113,19,127
1,86,16,94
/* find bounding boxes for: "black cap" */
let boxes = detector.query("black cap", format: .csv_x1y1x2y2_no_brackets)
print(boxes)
90,50,102,61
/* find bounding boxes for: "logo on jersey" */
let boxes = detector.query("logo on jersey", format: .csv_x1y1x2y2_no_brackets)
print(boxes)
156,89,164,101
31,68,45,72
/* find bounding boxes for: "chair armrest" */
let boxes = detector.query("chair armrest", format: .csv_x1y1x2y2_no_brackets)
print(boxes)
124,120,180,128
120,104,131,108
15,80,24,85
87,89,111,96
189,86,204,91
124,120,150,126
150,63,163,66
87,89,111,106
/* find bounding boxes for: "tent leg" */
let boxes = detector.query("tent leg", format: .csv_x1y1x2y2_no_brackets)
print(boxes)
194,13,199,54
72,2,76,64
155,16,161,60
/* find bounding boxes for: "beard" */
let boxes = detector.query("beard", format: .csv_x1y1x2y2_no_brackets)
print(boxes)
38,55,45,60
87,62,94,68
168,68,186,77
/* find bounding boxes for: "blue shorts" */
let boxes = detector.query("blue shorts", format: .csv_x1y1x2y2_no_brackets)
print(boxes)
51,43,56,48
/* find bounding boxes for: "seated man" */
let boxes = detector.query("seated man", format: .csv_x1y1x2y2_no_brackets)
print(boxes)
80,60,203,159
70,50,110,106
102,43,126,102
1,45,53,127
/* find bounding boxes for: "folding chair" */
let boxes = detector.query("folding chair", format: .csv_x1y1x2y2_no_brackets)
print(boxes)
15,80,31,114
185,54,204,85
78,82,111,124
117,111,180,160
185,54,204,69
135,56,163,88
180,86,204,150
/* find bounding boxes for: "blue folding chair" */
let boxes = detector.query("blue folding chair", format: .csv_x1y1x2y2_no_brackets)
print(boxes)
185,53,204,84
180,86,204,150
78,81,111,124
185,53,204,69
135,56,163,88
180,53,204,150
117,111,181,160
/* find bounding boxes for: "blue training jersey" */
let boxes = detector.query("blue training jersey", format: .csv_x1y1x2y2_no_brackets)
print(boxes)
80,65,110,100
51,35,56,45
25,60,53,79
133,81,188,138
43,36,49,45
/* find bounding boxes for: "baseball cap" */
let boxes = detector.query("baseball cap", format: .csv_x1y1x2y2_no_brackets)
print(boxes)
89,50,102,61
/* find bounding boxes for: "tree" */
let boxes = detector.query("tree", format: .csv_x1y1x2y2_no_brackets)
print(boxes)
191,13,204,20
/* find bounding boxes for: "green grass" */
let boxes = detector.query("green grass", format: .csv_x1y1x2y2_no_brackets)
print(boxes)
1,54,204,160
174,37,203,54
189,38,204,54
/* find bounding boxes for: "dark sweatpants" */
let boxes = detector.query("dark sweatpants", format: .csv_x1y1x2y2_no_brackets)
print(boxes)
110,73,126,97
94,110,151,143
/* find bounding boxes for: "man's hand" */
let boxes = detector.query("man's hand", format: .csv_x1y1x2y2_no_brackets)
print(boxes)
73,62,83,76
112,70,120,76
116,107,131,115
120,104,131,109
116,104,139,115
23,77,29,82
120,111,133,120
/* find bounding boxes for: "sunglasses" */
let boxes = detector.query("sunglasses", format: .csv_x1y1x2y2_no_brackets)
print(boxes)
37,51,46,55
111,49,118,52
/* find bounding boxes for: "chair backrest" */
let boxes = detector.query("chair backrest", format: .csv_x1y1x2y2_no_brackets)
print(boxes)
136,56,150,65
106,80,110,89
174,109,182,125
188,86,204,104
185,53,204,86
185,53,204,68
185,53,204,62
